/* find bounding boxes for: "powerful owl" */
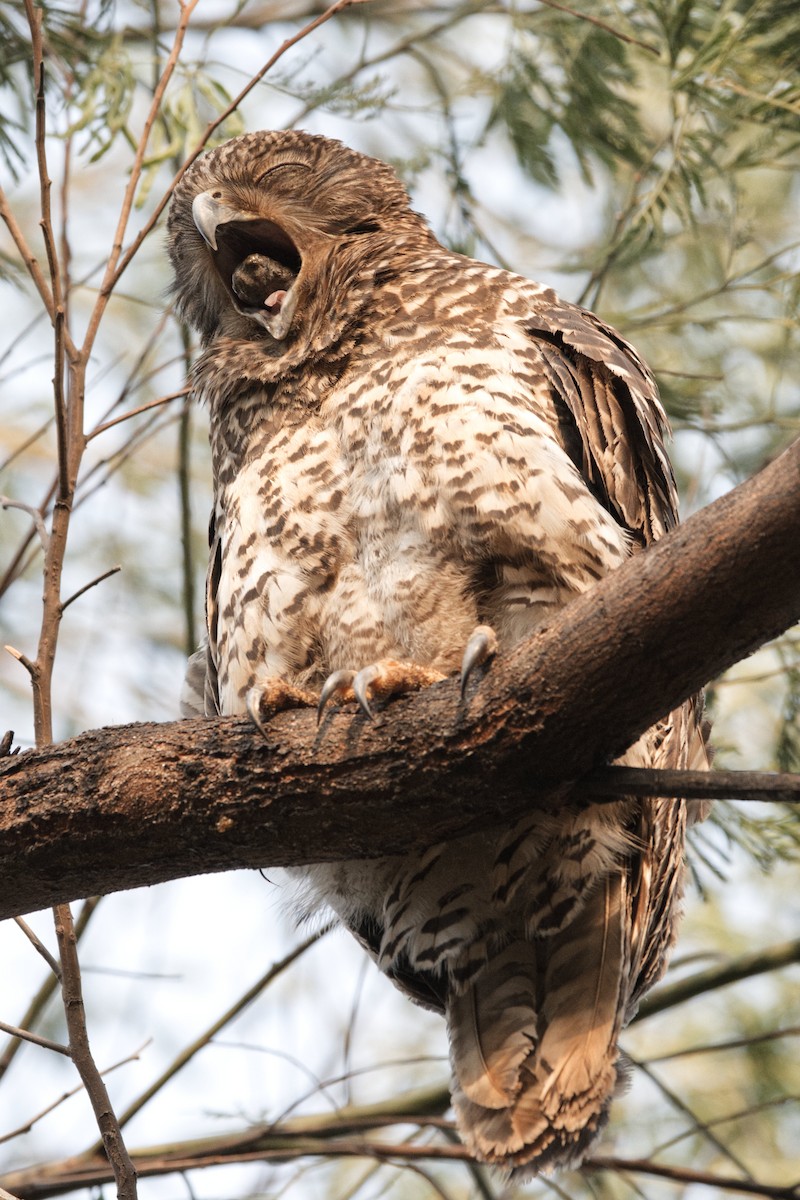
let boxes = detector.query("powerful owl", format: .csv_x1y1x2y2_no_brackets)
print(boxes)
168,130,708,1173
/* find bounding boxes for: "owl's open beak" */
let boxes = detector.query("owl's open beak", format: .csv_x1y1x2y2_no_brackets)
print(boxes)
191,191,301,340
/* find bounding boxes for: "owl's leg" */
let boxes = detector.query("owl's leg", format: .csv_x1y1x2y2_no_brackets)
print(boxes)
318,660,444,723
460,624,498,698
246,680,317,738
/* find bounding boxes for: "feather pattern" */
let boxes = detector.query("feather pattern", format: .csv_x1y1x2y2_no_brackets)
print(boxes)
168,129,711,1175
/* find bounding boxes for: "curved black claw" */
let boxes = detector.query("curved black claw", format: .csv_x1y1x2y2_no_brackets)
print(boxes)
317,669,356,724
460,625,498,698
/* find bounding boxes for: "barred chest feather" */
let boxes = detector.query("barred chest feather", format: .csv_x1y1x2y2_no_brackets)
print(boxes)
207,273,630,716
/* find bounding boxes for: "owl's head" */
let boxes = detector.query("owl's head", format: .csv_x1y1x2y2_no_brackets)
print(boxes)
167,129,428,348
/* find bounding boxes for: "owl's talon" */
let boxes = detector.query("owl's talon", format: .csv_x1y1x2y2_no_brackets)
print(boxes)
353,664,382,721
246,680,317,738
460,625,499,698
246,687,270,738
317,669,356,724
318,659,444,723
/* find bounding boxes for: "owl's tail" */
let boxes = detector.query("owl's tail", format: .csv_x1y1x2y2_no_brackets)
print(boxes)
446,875,626,1173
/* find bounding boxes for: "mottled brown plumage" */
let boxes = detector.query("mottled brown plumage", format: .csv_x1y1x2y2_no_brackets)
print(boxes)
169,129,709,1173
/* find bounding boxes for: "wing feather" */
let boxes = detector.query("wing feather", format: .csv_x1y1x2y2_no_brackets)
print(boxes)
527,297,678,546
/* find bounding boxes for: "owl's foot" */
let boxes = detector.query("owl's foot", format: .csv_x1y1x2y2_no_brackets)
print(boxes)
246,680,317,738
460,625,498,698
317,659,445,723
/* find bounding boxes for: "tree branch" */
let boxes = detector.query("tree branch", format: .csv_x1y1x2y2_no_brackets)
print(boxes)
53,904,138,1198
4,1092,798,1200
1,438,798,921
636,936,800,1020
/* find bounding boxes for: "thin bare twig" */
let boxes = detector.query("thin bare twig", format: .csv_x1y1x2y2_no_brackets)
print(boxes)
628,1054,752,1175
53,903,137,1199
2,644,36,678
14,918,61,978
637,937,800,1020
0,897,101,1083
649,1025,800,1063
533,0,660,55
587,1155,799,1200
0,498,50,552
60,566,121,613
651,1093,800,1160
81,0,202,359
24,0,71,496
0,1021,69,1058
5,1126,800,1199
87,387,190,440
0,1040,151,1148
0,190,54,322
105,928,327,1140
0,476,58,601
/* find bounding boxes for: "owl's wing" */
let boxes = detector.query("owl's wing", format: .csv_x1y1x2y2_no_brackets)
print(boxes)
180,506,221,719
180,643,209,718
526,295,679,547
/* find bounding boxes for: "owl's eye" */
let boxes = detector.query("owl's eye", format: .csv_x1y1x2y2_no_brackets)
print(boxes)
255,161,311,185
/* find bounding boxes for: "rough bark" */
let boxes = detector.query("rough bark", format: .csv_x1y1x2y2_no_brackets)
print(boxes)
1,437,799,922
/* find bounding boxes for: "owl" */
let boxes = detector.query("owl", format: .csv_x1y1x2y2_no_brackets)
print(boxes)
168,130,708,1173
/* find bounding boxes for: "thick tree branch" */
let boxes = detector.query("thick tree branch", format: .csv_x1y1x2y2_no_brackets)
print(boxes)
1,438,798,921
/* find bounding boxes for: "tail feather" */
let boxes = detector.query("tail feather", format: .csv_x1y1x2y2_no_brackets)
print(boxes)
447,877,627,1172
447,940,539,1109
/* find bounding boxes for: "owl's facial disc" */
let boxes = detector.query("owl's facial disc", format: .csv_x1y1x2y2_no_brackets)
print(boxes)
192,192,301,339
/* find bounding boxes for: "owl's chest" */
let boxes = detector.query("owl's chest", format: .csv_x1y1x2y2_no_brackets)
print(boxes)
213,365,480,679
222,357,461,556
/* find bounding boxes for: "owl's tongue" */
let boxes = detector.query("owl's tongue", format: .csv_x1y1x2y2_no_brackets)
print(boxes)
265,290,286,312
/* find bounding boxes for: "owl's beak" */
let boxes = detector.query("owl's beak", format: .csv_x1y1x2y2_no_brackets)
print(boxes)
191,192,251,250
190,190,301,341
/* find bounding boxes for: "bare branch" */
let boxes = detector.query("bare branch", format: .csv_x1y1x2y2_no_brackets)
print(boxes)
85,0,202,339
107,929,327,1138
60,566,121,614
0,1021,69,1058
581,766,800,804
0,478,57,601
0,898,101,1083
533,0,659,54
0,1039,150,1149
53,904,137,1199
587,1156,798,1200
87,387,190,440
0,189,54,322
14,918,61,978
648,1025,800,1063
636,937,800,1020
2,645,36,680
4,1101,798,1200
24,0,72,492
0,498,49,552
